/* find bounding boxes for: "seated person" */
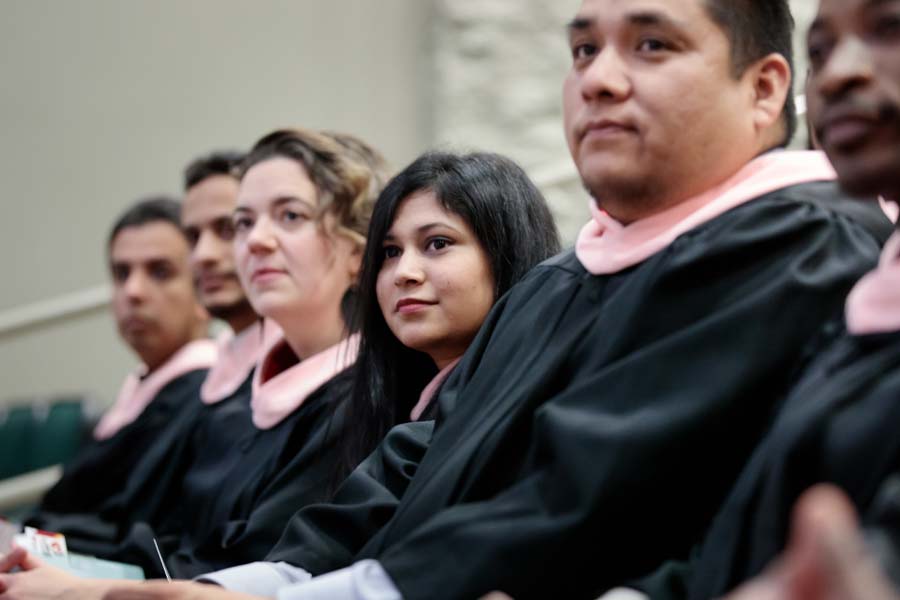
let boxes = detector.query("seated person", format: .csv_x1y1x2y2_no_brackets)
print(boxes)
29,197,215,524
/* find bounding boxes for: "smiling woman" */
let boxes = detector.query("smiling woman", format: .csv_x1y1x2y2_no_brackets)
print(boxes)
333,150,561,487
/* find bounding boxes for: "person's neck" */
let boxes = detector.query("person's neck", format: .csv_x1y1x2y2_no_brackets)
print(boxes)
600,150,769,225
225,307,260,336
141,344,182,375
279,307,346,361
430,352,463,371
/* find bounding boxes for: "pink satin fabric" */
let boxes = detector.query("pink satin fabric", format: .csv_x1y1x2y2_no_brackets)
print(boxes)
845,230,900,336
250,332,360,430
575,151,837,275
94,338,219,441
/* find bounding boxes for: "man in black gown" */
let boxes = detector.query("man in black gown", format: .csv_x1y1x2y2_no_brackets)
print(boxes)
28,197,215,523
626,0,900,597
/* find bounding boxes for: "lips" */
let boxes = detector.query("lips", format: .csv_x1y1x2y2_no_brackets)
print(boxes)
579,118,637,143
250,267,287,284
396,298,437,314
121,315,152,334
817,104,882,151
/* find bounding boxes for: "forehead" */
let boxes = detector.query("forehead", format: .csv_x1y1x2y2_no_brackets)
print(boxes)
572,0,714,32
389,190,470,234
237,156,318,210
110,222,190,265
182,175,240,226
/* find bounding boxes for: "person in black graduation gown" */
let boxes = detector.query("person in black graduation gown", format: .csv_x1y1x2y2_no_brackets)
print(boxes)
27,197,216,527
614,0,900,597
74,1,892,598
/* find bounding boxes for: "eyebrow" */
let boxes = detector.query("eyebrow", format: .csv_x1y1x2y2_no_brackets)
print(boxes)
566,10,688,34
626,10,688,31
383,222,464,241
234,195,314,214
566,16,593,33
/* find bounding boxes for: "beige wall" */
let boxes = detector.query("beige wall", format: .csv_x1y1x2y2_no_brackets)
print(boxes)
0,0,433,407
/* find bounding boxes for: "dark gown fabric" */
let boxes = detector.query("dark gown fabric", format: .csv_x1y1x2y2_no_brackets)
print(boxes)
117,367,355,579
633,328,900,599
266,419,435,574
28,368,209,528
265,183,888,600
40,372,255,557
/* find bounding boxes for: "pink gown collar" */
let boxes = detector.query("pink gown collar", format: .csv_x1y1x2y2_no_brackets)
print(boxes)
94,338,219,441
250,332,360,430
575,151,837,275
410,357,462,421
845,230,900,336
200,321,266,405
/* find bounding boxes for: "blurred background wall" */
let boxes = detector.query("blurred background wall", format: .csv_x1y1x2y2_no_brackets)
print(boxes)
0,0,818,409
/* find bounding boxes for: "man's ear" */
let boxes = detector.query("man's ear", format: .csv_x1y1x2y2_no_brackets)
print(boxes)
749,52,793,136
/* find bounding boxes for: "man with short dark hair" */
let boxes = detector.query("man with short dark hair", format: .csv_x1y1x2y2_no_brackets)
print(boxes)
24,152,271,564
31,196,216,520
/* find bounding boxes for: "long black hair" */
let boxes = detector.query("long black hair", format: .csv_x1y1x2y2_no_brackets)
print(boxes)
335,151,561,484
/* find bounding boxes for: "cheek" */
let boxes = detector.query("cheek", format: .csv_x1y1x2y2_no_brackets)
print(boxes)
234,242,252,282
562,76,581,152
375,269,393,318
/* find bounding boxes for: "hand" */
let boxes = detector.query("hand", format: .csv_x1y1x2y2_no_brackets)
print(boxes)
0,559,111,600
102,581,266,600
0,548,40,574
480,595,514,600
725,484,900,600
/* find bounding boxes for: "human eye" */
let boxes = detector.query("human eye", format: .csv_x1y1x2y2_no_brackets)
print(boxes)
111,264,129,283
184,227,200,248
232,213,254,234
213,218,236,241
149,262,174,281
278,204,310,226
426,237,453,252
806,34,833,72
636,37,671,53
571,41,598,65
382,245,401,260
871,11,900,42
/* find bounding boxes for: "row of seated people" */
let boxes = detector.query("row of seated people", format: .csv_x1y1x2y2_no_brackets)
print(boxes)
1,0,899,598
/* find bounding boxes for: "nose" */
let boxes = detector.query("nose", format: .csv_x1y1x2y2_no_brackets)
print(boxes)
393,250,425,287
123,270,149,303
192,229,221,266
580,46,632,102
245,216,277,255
813,36,874,101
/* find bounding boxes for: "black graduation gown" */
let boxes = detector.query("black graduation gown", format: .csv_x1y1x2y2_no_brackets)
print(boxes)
647,328,900,599
43,372,255,557
28,368,209,526
117,367,355,579
266,182,887,600
266,419,435,574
